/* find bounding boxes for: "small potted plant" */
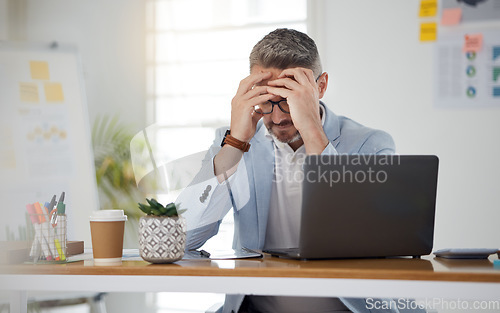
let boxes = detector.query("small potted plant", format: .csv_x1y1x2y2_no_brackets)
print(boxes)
138,198,187,263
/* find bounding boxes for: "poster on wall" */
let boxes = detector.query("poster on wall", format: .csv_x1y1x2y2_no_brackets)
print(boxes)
441,0,500,23
433,30,500,108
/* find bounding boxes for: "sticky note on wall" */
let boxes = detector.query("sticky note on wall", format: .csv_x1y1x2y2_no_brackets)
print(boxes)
44,82,64,102
463,34,483,52
30,61,50,80
441,8,462,26
420,22,437,42
0,150,16,169
419,0,437,17
19,82,40,102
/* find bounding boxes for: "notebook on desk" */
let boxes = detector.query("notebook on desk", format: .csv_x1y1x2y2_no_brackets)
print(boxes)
263,155,439,260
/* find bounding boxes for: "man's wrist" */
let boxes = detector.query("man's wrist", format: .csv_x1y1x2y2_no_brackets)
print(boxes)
227,129,248,143
221,130,251,152
301,126,329,155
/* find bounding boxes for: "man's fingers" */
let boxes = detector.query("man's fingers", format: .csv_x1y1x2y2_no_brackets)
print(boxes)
248,93,275,107
242,86,268,100
236,72,272,96
251,110,263,124
266,86,292,99
296,68,316,85
278,68,312,86
236,93,274,110
267,77,301,91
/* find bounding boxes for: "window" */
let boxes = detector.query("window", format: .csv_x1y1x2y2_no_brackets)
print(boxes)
146,0,307,162
146,1,307,310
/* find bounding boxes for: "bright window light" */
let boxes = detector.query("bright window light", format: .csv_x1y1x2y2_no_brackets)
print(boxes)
146,0,307,311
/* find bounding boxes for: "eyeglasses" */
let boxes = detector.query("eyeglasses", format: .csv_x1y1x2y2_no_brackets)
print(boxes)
254,73,324,115
254,100,290,114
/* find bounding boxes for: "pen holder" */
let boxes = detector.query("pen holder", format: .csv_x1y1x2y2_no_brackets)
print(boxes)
27,213,67,263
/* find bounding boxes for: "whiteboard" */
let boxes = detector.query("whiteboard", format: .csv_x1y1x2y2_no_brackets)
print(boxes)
0,41,99,247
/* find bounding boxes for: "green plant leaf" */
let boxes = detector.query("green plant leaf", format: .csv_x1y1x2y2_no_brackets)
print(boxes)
151,208,162,216
138,203,152,214
165,202,176,210
165,206,177,217
138,199,186,216
150,198,162,209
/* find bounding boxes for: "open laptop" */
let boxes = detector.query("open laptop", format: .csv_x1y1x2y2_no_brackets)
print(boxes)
263,155,439,259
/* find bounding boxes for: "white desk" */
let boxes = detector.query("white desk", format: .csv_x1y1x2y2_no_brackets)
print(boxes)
1,255,500,312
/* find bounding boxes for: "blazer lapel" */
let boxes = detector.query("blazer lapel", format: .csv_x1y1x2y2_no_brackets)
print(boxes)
250,124,275,248
321,102,341,147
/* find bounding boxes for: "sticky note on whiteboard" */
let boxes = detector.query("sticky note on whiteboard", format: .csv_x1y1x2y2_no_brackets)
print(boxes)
420,22,437,42
463,34,483,52
419,0,437,17
30,61,50,80
44,82,64,102
19,82,40,102
441,8,462,26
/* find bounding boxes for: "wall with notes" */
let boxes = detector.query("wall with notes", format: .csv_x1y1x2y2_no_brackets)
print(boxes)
9,0,500,251
320,0,500,249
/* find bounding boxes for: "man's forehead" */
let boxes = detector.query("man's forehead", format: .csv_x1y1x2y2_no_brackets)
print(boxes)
251,65,282,75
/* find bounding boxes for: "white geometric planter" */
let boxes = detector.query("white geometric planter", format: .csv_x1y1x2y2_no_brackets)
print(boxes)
138,215,186,263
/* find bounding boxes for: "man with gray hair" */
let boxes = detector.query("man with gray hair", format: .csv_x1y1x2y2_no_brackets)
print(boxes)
178,28,422,313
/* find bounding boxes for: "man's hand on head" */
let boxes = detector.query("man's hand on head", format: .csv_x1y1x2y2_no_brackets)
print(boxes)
229,72,274,142
266,68,321,132
214,72,274,180
266,67,329,154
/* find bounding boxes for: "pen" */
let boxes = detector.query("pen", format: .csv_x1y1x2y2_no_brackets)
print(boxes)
26,204,41,258
54,238,65,261
45,195,58,226
34,202,53,260
33,202,46,223
44,200,58,260
56,191,66,259
189,249,211,258
56,192,65,214
46,195,57,212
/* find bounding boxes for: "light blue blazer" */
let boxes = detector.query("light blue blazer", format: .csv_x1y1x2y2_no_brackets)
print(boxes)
178,103,424,313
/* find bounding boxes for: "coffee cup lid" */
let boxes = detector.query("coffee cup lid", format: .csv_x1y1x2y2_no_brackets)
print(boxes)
90,210,128,221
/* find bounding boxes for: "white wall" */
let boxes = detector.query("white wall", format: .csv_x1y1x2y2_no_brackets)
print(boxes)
22,0,146,132
320,0,500,249
9,0,499,251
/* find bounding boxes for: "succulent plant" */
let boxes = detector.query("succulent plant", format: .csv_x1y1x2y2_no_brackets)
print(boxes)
138,198,186,217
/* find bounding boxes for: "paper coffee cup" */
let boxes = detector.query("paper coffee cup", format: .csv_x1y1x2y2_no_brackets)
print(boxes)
90,210,127,264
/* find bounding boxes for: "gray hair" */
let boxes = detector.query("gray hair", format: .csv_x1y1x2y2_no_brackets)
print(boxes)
249,28,322,78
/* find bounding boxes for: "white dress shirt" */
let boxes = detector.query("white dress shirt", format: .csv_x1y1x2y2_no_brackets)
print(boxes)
263,105,326,249
247,105,351,313
263,138,306,249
